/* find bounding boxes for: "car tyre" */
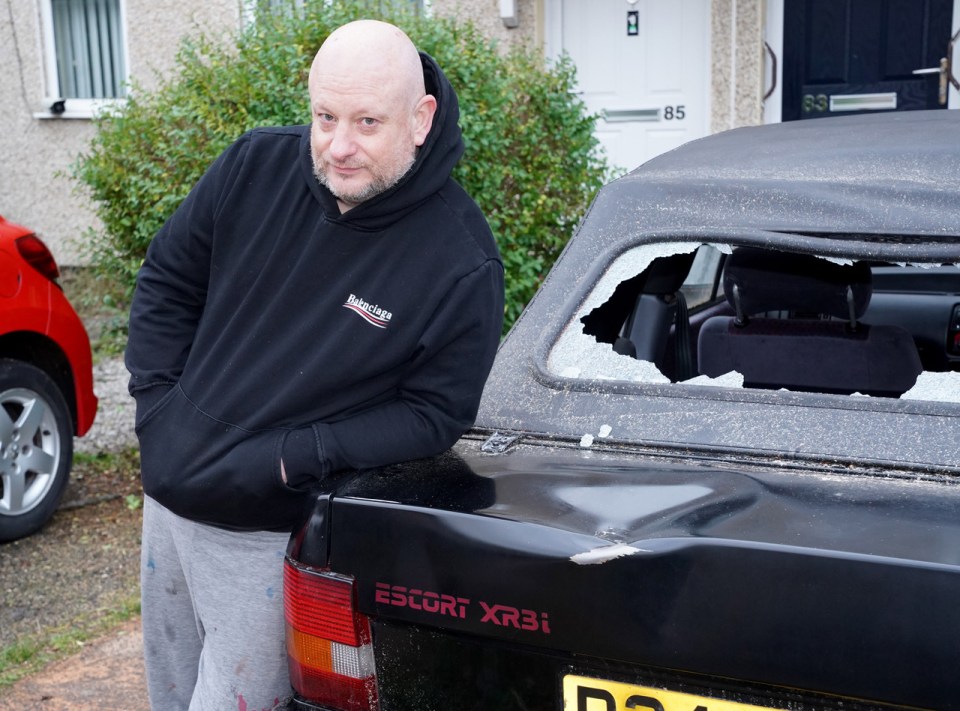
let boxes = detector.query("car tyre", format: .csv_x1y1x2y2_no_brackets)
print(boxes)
0,358,73,542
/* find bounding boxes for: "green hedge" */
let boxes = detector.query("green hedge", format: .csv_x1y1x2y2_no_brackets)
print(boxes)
73,0,609,332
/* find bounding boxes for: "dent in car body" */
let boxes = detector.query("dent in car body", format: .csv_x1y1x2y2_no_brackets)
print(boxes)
319,439,960,709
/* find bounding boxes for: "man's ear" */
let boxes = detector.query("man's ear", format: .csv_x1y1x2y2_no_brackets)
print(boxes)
412,94,438,147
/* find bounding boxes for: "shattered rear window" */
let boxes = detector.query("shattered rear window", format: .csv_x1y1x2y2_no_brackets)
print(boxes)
547,242,960,403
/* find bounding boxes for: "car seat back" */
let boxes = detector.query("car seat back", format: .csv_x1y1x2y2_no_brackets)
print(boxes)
697,248,922,396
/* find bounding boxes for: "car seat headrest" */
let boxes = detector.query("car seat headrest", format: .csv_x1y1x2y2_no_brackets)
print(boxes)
722,248,872,322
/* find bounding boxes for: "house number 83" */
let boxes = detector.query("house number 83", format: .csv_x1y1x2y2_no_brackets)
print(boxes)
802,94,828,113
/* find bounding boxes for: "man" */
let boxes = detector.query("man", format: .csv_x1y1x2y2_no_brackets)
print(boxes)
126,20,504,709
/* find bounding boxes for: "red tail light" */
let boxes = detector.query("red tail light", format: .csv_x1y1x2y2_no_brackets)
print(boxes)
15,234,60,282
284,560,379,711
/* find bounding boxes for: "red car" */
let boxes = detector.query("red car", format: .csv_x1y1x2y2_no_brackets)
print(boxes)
0,215,97,541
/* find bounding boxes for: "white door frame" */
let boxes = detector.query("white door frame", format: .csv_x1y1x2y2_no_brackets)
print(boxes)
763,0,960,123
762,0,784,123
543,0,562,57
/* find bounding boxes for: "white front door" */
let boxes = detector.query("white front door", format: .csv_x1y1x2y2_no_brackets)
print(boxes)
546,0,711,173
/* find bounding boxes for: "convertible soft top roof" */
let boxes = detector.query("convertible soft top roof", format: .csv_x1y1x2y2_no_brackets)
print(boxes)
598,109,960,238
477,110,960,472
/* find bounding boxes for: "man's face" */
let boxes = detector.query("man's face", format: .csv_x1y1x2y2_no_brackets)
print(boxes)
309,71,423,211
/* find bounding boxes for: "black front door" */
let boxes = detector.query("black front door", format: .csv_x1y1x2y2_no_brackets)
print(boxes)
782,0,954,121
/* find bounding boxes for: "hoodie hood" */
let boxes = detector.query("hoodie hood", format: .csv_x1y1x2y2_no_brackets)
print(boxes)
300,51,465,230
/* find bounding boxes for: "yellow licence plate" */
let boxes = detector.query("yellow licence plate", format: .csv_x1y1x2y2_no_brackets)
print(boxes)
563,674,779,711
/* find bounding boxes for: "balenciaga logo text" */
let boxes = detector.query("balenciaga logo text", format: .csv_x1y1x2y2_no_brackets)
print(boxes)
343,293,393,329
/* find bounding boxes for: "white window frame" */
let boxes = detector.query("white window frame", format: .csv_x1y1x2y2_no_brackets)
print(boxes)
36,0,129,119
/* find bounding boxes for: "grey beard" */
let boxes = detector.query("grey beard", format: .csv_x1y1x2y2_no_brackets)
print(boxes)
313,154,416,207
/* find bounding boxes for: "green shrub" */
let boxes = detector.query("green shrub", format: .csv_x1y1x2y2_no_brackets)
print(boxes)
72,0,609,332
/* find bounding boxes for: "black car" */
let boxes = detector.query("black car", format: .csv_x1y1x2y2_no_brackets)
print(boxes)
283,110,960,711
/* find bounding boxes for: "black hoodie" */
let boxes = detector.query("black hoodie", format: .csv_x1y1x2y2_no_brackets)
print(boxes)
126,54,504,531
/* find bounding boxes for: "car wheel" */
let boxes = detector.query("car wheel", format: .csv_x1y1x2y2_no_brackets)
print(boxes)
0,359,73,542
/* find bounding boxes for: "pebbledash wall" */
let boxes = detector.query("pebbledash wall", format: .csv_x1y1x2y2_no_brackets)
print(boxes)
0,0,763,265
1,0,240,265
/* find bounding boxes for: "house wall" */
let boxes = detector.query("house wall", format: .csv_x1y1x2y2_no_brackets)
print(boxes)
431,0,539,48
0,1,240,265
711,0,765,132
1,0,767,265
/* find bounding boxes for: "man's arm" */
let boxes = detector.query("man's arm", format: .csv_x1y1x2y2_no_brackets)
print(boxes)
125,141,242,421
280,258,504,487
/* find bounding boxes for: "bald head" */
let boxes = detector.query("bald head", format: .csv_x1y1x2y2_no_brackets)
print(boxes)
310,20,426,111
307,20,438,212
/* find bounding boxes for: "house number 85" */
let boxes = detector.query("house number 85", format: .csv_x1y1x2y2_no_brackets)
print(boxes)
663,105,686,120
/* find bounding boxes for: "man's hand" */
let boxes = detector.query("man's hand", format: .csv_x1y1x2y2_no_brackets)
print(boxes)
281,458,287,484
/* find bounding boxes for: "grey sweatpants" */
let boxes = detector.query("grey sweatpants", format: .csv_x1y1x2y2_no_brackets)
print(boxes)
140,496,293,710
